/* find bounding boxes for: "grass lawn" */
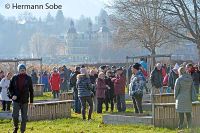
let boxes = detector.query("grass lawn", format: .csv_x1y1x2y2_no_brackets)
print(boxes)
0,112,180,133
33,92,53,101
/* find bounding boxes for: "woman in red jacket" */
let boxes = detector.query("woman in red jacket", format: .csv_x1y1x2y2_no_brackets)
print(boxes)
96,72,109,113
112,67,126,112
49,67,61,99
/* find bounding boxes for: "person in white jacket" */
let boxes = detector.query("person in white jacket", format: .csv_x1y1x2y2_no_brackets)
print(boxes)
0,72,12,111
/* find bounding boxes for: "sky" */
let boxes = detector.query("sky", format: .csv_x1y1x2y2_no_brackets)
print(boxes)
0,0,110,19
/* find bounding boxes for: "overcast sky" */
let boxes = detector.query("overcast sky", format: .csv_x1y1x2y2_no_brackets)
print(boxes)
0,0,109,19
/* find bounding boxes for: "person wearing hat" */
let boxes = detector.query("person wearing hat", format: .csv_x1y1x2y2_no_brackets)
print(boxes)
112,67,126,112
8,64,34,133
168,63,179,92
129,63,146,114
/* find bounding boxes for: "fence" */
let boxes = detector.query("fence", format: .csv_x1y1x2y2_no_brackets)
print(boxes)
153,102,200,128
28,100,73,121
152,93,175,103
59,92,73,100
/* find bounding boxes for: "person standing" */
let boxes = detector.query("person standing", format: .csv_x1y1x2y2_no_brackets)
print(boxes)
0,70,5,92
96,72,107,113
8,64,34,133
31,69,38,84
89,69,98,111
70,66,81,114
76,68,93,120
174,67,193,129
105,70,115,112
129,63,146,114
168,63,179,92
192,65,200,94
49,67,60,99
59,67,65,93
150,63,163,94
112,67,126,112
41,71,49,92
0,72,12,111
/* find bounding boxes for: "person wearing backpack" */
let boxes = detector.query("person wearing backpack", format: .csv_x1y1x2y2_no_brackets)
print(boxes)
70,66,81,114
8,64,34,133
129,63,145,114
0,72,12,111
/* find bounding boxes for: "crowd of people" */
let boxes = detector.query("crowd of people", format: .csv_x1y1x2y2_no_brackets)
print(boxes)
0,59,199,132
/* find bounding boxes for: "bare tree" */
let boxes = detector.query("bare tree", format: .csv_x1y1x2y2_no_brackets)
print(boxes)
160,0,200,60
108,0,172,65
29,33,57,57
29,33,44,58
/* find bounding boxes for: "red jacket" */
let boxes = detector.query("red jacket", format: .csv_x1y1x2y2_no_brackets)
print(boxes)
96,78,107,98
112,75,126,95
49,72,60,91
162,67,167,78
141,69,148,79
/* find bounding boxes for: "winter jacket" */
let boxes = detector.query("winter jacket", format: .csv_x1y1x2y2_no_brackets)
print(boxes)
96,78,107,98
70,71,80,87
191,71,200,85
0,78,11,101
8,74,34,103
31,72,38,84
49,72,60,91
129,71,145,96
105,76,115,98
76,74,92,97
150,67,163,88
112,75,126,95
161,67,167,78
174,74,193,112
168,70,179,89
141,69,148,79
41,74,49,85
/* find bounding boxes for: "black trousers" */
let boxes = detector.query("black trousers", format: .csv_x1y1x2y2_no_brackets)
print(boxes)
79,96,93,120
12,102,28,133
178,112,192,129
2,101,11,111
132,93,143,114
105,95,114,112
97,98,104,113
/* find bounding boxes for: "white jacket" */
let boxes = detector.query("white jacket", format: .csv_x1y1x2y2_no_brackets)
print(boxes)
0,78,11,101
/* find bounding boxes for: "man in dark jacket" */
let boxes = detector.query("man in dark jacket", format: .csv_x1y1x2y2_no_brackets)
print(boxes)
168,64,179,91
150,63,163,94
70,66,81,113
8,64,34,133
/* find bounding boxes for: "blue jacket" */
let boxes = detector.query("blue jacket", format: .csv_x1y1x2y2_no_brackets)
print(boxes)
76,74,92,97
129,71,145,96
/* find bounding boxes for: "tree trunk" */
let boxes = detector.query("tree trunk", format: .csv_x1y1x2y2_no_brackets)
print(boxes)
197,44,200,62
151,48,156,67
